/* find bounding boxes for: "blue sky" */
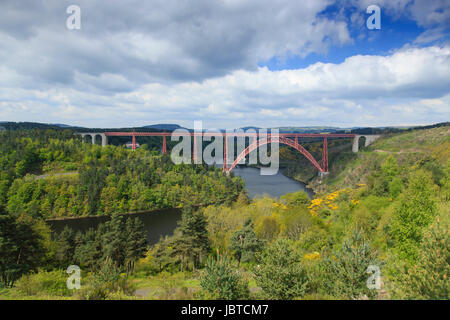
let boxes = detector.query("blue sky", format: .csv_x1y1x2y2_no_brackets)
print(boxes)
261,9,427,70
0,0,448,128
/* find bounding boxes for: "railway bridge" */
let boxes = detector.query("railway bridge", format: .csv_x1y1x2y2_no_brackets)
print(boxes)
78,131,381,175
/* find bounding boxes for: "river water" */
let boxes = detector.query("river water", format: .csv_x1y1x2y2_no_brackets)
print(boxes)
48,167,312,244
232,166,313,199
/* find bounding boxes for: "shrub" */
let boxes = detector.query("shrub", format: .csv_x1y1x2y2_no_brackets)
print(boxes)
319,230,379,299
389,217,449,299
280,191,310,207
230,219,263,265
253,239,308,299
255,215,280,241
15,270,72,297
389,170,437,262
76,258,136,300
200,255,249,300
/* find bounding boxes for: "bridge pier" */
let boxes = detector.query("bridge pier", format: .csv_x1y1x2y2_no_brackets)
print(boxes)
322,137,328,172
352,134,381,152
162,136,167,154
78,133,108,147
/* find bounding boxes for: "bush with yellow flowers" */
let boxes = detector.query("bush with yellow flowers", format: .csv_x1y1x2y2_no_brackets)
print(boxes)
303,251,321,261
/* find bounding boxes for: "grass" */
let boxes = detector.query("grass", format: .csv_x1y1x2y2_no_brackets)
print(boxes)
310,126,450,194
374,127,449,156
130,271,202,299
0,287,76,300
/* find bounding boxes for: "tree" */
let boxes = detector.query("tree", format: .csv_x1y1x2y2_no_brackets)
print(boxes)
55,225,76,268
255,215,280,241
381,155,400,180
390,217,449,299
320,230,379,299
153,236,174,272
124,217,148,275
200,254,249,300
253,239,309,300
389,170,437,262
0,213,45,287
172,206,210,271
280,191,310,207
74,228,103,272
101,213,127,267
230,219,263,266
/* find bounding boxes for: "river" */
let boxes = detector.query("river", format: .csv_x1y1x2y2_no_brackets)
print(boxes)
232,166,313,199
48,167,312,244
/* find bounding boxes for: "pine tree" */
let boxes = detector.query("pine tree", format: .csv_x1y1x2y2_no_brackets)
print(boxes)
55,225,75,268
173,206,210,271
391,217,449,299
201,254,249,300
153,236,173,272
102,213,127,268
321,230,379,299
253,238,308,300
230,218,263,266
0,213,45,287
74,228,103,272
390,170,437,262
124,217,148,275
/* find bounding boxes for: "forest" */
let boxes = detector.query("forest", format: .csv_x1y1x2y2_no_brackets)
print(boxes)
0,125,448,300
0,129,244,218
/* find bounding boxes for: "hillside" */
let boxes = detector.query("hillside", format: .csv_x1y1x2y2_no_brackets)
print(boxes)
0,129,244,219
0,125,448,300
313,126,450,194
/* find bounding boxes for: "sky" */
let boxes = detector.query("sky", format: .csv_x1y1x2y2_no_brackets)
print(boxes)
0,0,449,129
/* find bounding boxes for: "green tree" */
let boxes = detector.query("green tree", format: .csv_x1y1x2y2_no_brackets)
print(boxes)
390,217,449,299
253,239,308,299
173,206,210,271
280,191,310,207
255,215,280,241
230,219,263,266
124,217,148,275
55,225,76,268
389,170,437,262
74,228,103,272
102,213,127,267
320,230,379,299
153,236,174,272
200,254,249,300
381,155,400,180
0,213,46,287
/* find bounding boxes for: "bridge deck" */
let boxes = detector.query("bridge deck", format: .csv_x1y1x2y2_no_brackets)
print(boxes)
104,132,356,138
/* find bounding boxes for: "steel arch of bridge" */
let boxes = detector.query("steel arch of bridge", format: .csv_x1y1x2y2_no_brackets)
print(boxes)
224,136,326,173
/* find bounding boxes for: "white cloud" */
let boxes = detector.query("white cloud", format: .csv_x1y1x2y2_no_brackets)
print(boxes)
0,0,352,89
1,45,448,128
0,1,449,128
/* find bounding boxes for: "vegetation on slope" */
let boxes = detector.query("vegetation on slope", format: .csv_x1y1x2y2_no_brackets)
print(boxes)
0,125,448,300
0,129,244,219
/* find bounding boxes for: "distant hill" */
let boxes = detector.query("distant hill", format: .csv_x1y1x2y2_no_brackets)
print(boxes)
1,121,446,134
238,126,262,132
51,123,73,128
275,126,343,133
236,126,343,133
235,126,348,133
141,124,186,131
0,122,69,130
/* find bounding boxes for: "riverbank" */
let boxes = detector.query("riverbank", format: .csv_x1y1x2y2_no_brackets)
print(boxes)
47,166,314,244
